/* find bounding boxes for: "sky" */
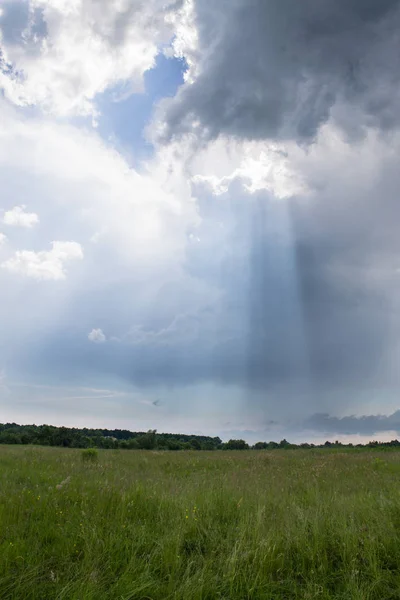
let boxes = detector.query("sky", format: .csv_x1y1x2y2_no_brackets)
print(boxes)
1,0,400,444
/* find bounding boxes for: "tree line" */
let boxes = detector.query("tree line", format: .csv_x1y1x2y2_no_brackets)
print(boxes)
0,423,399,451
0,423,222,450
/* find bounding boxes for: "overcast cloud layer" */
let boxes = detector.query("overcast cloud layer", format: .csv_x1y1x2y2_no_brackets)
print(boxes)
1,0,400,442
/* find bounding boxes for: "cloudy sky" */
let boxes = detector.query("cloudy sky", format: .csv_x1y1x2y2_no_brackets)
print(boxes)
1,0,400,443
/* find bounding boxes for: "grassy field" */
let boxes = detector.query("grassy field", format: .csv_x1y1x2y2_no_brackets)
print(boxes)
1,447,400,599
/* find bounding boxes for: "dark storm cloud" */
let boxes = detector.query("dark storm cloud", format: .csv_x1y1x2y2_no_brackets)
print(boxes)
305,411,400,435
292,237,387,388
287,153,400,394
160,0,400,143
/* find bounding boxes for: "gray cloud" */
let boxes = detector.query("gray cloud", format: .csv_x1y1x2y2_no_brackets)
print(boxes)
305,411,400,436
161,0,400,143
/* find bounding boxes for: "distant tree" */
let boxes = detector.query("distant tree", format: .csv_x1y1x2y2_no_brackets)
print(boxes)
190,438,201,450
37,425,53,446
52,427,73,447
253,442,268,450
0,432,21,444
166,439,184,451
267,441,279,449
127,438,139,449
101,437,118,449
136,430,157,450
225,439,249,450
201,440,216,450
20,432,32,445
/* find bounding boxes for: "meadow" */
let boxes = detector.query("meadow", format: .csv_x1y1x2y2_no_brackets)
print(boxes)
1,446,400,599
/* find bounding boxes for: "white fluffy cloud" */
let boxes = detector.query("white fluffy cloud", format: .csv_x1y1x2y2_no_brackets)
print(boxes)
0,0,178,118
191,139,306,199
0,99,198,279
3,205,39,228
0,233,7,245
1,240,83,280
88,328,106,344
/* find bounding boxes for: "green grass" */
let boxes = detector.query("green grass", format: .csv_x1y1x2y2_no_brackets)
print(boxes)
1,447,400,599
